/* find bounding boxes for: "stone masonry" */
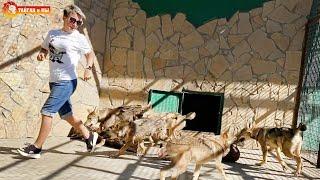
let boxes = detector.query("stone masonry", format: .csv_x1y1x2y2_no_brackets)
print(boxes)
98,0,312,148
0,0,313,149
0,0,103,138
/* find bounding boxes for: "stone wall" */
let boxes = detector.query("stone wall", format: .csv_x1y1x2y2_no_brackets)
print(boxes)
0,0,313,145
100,0,312,148
0,0,104,138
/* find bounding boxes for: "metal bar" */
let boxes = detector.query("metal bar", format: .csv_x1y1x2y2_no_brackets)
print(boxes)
292,19,311,128
308,16,320,24
317,143,320,168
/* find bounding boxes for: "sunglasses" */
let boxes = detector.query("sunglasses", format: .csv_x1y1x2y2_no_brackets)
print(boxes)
69,17,83,26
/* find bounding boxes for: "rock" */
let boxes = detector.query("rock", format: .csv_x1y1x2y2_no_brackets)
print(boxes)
180,31,204,49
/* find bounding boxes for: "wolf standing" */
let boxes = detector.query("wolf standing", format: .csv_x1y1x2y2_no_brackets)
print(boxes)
17,4,98,159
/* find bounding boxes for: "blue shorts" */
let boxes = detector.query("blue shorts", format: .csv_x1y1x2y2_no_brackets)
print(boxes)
41,79,77,119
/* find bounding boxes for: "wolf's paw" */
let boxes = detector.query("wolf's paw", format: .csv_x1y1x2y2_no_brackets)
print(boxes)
107,152,120,158
282,165,289,172
255,162,266,166
108,155,119,158
136,152,144,157
294,171,301,177
223,176,230,180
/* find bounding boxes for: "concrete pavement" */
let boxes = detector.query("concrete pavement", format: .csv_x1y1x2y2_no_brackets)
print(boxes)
0,137,319,180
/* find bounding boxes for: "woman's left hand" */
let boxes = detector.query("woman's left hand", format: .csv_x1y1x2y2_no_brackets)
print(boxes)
83,68,92,81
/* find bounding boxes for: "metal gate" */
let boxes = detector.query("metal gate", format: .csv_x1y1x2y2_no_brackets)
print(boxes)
297,0,320,167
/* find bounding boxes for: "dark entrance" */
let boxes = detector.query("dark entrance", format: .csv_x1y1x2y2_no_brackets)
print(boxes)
148,89,224,135
181,90,224,135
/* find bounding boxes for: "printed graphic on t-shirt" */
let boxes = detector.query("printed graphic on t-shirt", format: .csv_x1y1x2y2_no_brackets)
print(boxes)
49,39,66,64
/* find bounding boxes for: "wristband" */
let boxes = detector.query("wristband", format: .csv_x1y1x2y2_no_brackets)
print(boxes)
85,66,92,70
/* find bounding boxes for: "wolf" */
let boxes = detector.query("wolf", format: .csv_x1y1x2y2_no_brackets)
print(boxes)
110,117,168,157
236,121,307,176
99,104,151,132
159,131,234,180
142,111,196,138
111,112,197,157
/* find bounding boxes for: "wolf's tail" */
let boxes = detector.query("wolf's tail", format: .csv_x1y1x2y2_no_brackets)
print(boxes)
297,123,307,131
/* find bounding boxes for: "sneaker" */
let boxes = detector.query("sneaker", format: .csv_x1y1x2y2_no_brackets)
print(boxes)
17,143,42,159
85,132,98,152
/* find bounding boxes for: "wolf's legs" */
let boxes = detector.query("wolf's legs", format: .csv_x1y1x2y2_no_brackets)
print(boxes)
160,153,183,180
160,163,173,180
114,141,132,157
294,143,303,175
216,162,228,180
192,163,202,180
160,169,168,180
275,147,288,171
137,141,146,156
171,153,189,179
256,145,268,166
148,136,155,146
215,155,228,180
294,155,302,176
170,152,189,180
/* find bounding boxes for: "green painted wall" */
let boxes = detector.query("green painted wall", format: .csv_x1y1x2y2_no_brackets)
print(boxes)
133,0,269,27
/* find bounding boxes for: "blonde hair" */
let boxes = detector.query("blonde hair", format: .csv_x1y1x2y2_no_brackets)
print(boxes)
63,4,86,19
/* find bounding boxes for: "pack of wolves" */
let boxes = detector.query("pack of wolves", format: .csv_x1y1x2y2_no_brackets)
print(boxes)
68,105,307,179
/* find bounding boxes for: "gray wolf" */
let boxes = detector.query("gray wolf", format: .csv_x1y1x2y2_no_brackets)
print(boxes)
236,122,307,176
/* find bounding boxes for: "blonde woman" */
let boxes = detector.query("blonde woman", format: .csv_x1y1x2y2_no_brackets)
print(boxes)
18,4,98,159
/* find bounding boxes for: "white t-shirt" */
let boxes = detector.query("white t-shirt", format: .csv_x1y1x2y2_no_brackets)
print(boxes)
41,29,92,82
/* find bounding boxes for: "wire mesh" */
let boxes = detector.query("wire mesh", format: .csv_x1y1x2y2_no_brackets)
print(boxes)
298,0,320,166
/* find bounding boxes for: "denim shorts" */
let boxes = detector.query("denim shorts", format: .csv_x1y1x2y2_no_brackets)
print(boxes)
41,79,77,119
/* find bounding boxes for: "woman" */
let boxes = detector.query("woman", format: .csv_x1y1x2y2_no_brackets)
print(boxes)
18,4,98,159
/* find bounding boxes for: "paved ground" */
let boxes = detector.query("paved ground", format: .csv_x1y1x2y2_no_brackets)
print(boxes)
0,137,319,180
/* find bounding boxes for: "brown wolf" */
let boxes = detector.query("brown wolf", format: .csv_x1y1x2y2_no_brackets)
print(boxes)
236,122,307,176
159,131,234,180
68,104,151,141
99,104,152,131
143,111,196,138
110,118,169,157
113,112,196,157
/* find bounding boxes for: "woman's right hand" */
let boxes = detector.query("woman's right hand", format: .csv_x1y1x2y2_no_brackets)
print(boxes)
37,48,48,61
37,52,46,61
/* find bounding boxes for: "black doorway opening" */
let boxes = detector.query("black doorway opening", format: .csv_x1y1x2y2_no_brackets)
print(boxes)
148,89,224,135
181,90,224,135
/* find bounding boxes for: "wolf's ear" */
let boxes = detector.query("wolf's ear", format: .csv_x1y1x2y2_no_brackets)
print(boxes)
185,112,196,120
246,122,252,129
143,102,152,111
222,131,228,139
94,106,98,113
247,117,256,129
252,118,257,128
226,126,231,134
88,106,97,112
